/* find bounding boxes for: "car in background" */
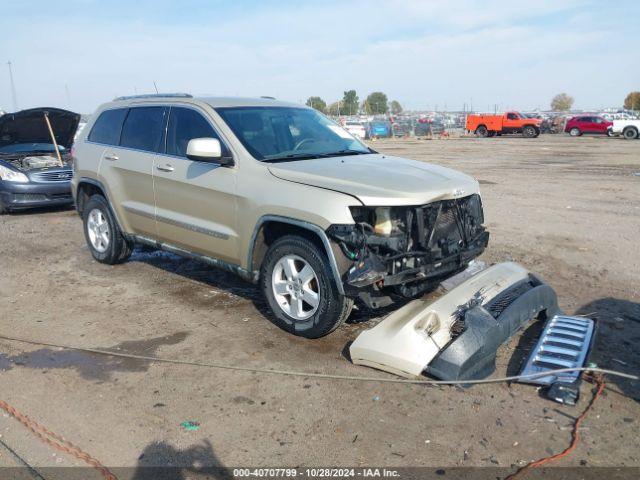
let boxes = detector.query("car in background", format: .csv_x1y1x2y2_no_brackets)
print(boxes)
414,119,445,136
343,121,366,139
609,119,640,139
0,107,80,213
391,119,412,137
564,115,613,137
466,112,541,138
366,120,391,139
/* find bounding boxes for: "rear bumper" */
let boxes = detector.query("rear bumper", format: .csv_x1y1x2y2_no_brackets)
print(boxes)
0,180,73,210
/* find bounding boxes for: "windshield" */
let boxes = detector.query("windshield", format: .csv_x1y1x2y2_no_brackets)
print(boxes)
0,143,65,154
216,107,371,162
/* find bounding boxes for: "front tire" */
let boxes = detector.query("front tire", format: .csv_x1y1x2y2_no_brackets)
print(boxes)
522,125,537,138
623,127,638,140
260,235,353,338
83,195,132,264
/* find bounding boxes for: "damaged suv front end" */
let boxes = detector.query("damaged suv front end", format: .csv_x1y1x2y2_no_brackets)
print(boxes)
328,194,489,308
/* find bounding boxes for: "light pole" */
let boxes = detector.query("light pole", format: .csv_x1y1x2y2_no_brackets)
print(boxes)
7,61,18,111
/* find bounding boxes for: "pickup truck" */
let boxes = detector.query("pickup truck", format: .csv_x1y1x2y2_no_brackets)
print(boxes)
466,112,541,138
609,119,640,139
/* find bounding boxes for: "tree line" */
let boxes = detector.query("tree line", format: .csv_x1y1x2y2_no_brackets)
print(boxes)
306,90,640,116
306,91,403,116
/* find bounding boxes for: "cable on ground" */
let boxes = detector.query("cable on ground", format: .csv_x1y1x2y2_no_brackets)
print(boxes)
505,373,606,479
0,334,637,385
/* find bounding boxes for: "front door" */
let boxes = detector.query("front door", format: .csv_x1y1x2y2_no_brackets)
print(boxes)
153,106,239,264
503,112,521,132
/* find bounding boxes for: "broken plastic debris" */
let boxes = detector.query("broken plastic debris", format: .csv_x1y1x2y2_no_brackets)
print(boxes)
180,421,200,431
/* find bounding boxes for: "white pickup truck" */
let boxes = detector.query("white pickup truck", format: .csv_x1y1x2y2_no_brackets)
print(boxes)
609,119,640,139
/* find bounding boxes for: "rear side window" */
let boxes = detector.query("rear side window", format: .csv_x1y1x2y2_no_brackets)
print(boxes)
88,108,128,145
165,107,225,157
120,107,166,152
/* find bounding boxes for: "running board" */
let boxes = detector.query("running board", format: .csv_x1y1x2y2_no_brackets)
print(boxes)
518,315,595,385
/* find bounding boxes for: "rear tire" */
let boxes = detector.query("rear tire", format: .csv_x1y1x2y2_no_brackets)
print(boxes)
606,128,615,137
569,127,581,137
475,125,488,137
623,127,638,140
83,195,132,264
260,235,353,338
522,125,537,138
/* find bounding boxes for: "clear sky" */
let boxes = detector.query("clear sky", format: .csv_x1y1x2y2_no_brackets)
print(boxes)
1,0,638,113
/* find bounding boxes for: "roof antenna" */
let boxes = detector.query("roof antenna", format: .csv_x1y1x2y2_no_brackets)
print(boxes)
153,81,159,94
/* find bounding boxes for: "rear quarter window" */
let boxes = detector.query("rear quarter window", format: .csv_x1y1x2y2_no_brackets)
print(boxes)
87,108,128,145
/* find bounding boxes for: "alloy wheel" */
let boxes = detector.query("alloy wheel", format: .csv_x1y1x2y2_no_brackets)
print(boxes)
86,208,110,253
271,254,320,320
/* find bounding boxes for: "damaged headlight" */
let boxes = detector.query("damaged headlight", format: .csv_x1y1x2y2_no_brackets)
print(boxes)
349,206,405,236
0,165,28,183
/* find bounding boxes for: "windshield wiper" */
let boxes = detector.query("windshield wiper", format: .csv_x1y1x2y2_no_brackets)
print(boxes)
262,153,324,163
262,149,373,163
317,149,371,157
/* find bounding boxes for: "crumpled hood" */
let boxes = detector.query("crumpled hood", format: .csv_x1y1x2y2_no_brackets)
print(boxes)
0,108,81,150
268,154,480,206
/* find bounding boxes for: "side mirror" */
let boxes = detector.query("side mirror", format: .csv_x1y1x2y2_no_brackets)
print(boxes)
186,138,233,166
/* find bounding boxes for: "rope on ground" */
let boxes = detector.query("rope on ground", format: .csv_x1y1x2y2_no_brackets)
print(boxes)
505,374,606,480
0,399,118,480
0,334,637,385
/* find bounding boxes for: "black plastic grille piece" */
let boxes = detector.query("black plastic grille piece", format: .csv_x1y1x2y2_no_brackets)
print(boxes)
484,280,534,318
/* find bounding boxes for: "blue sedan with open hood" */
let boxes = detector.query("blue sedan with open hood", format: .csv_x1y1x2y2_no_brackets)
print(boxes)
0,107,80,213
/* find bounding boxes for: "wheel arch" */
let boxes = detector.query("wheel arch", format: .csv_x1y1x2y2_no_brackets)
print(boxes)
75,177,125,232
247,215,346,294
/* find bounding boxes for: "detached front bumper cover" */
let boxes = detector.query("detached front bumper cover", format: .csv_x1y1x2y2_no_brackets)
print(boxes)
350,262,563,381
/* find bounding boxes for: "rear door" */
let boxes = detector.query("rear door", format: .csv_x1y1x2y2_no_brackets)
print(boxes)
98,106,167,237
153,106,239,264
591,116,607,134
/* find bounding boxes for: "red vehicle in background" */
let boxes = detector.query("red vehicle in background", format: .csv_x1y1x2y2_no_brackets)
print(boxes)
564,115,613,136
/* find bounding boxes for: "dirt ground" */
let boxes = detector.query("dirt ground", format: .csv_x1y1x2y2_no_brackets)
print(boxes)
1,134,639,479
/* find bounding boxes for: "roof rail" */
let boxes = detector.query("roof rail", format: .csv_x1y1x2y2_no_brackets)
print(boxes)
113,93,193,101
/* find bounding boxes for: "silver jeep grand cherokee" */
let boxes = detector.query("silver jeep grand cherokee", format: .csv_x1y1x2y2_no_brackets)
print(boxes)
72,94,488,338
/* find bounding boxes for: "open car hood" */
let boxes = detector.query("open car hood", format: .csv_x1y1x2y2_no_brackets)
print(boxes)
268,154,480,206
0,108,81,150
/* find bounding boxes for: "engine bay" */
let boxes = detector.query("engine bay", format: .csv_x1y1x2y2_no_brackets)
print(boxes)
328,194,490,304
6,155,70,171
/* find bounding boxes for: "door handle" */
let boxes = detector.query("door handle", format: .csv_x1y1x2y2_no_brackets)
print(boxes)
104,153,119,161
156,164,174,172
